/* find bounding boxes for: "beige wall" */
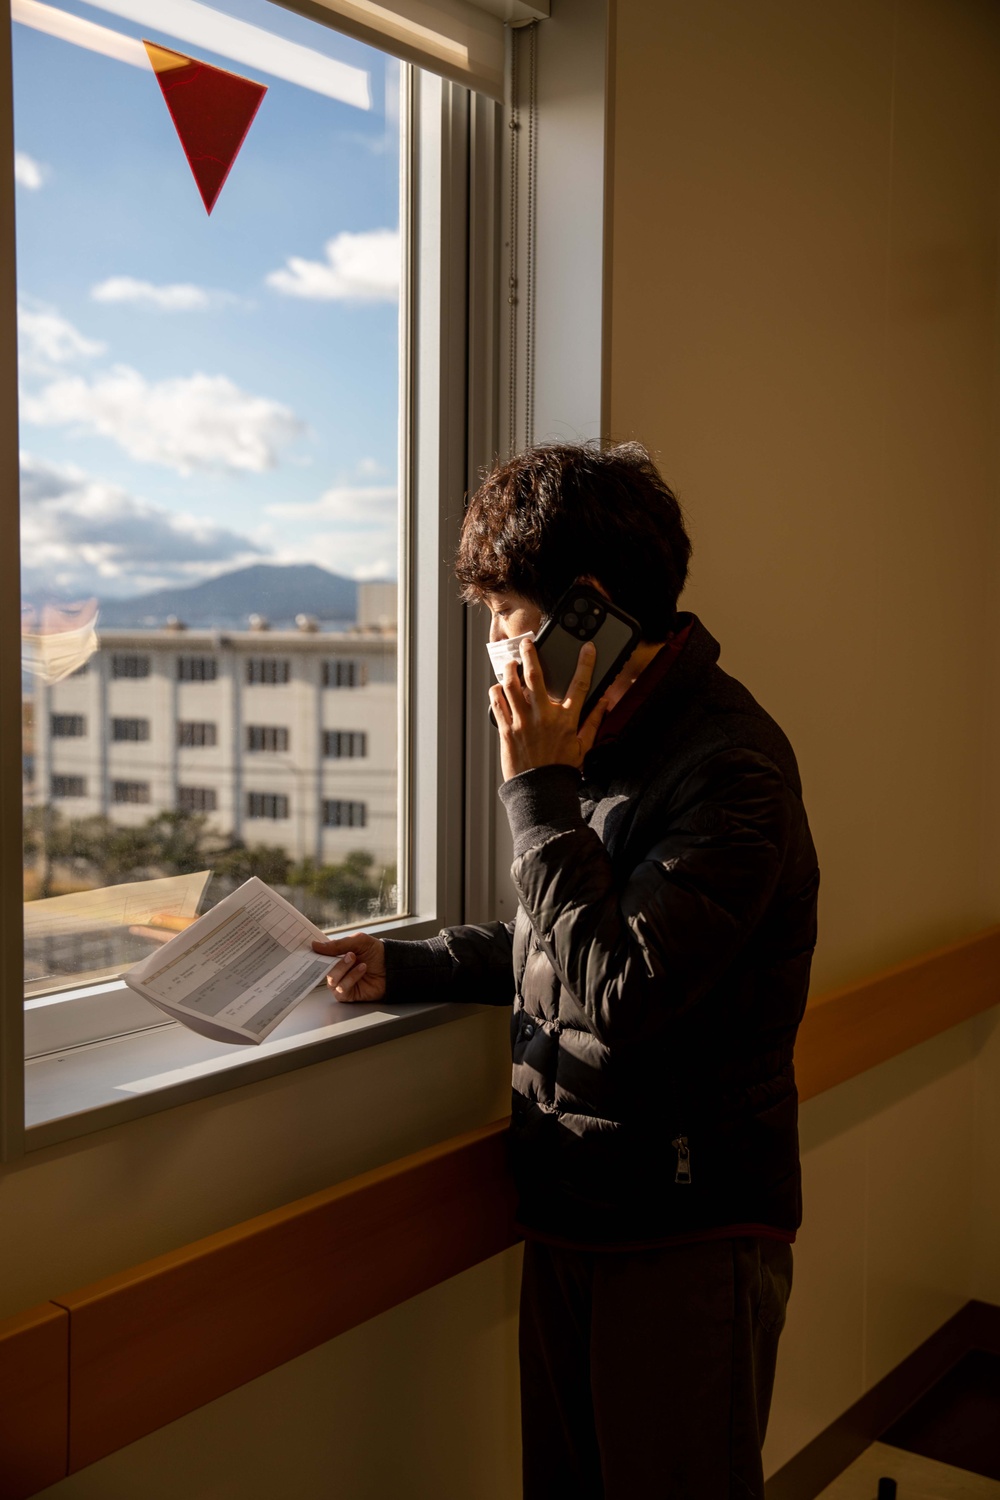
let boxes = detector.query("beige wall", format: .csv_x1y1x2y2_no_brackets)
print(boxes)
607,0,1000,993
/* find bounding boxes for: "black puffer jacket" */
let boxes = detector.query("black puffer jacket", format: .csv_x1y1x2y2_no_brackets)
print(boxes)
383,615,819,1243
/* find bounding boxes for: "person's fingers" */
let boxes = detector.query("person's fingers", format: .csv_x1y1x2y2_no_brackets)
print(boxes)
501,656,528,721
577,693,611,758
312,936,359,957
563,641,597,718
322,950,355,989
489,682,512,730
333,961,368,999
519,637,546,697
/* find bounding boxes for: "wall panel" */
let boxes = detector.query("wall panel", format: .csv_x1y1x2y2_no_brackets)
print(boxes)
607,0,1000,993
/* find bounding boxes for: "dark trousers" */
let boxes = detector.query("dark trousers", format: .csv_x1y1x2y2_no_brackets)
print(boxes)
519,1236,792,1500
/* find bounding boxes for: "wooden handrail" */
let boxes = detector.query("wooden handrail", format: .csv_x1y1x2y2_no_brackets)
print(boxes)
4,922,1000,1495
0,1303,68,1500
795,923,1000,1100
56,1118,518,1472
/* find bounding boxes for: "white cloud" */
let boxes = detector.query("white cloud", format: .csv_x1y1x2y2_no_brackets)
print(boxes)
267,484,396,522
21,366,306,475
265,483,396,581
266,228,400,302
20,453,265,598
18,305,105,374
356,456,386,478
14,151,47,190
90,277,219,311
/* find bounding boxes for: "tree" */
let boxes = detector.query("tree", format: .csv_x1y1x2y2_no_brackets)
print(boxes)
286,851,397,922
210,841,292,887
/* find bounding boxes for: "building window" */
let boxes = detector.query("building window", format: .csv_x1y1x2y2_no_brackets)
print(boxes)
323,730,367,758
51,714,85,738
111,654,150,679
246,659,290,685
178,722,218,748
51,775,86,799
247,792,289,820
178,786,218,814
246,725,290,753
177,656,217,682
111,718,150,742
323,660,366,688
112,781,151,805
323,799,367,828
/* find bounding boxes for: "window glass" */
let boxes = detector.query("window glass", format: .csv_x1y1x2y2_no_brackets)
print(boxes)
178,786,218,813
247,725,290,752
177,656,218,682
323,659,365,688
323,798,367,828
323,730,367,758
51,713,85,737
112,780,152,805
178,721,218,747
247,791,290,820
17,0,404,1001
111,717,150,742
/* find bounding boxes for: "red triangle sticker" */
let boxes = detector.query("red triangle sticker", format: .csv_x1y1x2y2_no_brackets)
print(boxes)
144,41,267,215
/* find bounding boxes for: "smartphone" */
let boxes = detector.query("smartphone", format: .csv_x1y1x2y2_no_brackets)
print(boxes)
489,583,641,729
534,585,641,724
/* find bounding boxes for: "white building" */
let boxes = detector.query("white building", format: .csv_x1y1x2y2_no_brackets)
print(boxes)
34,620,398,867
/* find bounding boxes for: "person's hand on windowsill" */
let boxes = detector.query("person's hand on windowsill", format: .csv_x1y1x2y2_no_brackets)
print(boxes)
312,932,387,1002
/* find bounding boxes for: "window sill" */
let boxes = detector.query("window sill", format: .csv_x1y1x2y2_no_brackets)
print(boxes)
25,988,479,1151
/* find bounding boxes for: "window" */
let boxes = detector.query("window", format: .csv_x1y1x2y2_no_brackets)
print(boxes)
178,787,218,814
247,792,290,820
323,660,366,688
11,3,475,1137
323,730,367,758
51,775,86,799
111,718,150,743
178,722,218,748
323,799,367,828
247,726,290,753
112,781,151,805
51,714,85,738
247,659,290,686
112,654,151,680
177,656,217,682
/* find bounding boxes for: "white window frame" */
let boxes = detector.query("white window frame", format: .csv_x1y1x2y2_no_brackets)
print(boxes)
0,16,502,1158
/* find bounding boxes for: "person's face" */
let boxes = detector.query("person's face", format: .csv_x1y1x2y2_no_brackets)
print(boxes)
484,591,544,642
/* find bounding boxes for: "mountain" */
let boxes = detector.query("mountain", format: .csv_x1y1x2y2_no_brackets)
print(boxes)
97,564,359,630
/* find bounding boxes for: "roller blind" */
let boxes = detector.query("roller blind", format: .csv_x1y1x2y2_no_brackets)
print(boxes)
277,0,548,102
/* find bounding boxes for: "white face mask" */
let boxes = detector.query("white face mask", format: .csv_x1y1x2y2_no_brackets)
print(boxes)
486,630,535,681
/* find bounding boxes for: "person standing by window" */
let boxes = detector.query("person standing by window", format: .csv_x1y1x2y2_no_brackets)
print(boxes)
315,441,820,1500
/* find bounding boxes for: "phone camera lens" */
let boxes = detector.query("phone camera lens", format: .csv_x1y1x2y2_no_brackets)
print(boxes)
563,611,578,628
573,597,589,613
578,627,589,638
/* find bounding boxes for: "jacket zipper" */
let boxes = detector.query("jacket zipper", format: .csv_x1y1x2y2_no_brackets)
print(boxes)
672,1135,692,1185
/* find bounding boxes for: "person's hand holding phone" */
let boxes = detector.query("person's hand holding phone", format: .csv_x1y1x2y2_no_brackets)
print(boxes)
489,636,609,780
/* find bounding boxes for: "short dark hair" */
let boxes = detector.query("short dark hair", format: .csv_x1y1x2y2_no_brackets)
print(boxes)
456,442,692,639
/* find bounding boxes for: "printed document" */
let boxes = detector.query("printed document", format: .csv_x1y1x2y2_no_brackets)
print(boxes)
122,877,336,1044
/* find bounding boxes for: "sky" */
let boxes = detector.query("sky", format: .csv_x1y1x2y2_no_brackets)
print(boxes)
13,0,402,603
